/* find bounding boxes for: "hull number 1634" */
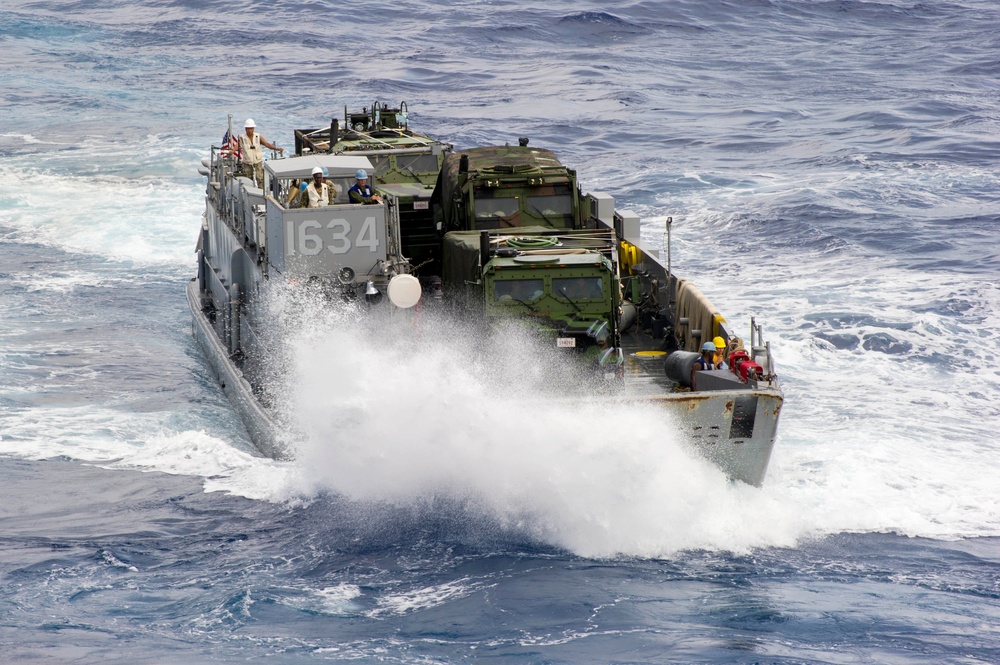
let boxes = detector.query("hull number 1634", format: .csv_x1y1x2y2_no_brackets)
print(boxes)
287,217,380,256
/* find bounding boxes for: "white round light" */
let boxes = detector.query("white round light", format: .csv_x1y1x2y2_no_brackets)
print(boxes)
387,274,422,309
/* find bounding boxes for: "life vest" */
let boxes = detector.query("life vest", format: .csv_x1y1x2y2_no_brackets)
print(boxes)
349,183,374,202
239,132,263,165
305,181,330,207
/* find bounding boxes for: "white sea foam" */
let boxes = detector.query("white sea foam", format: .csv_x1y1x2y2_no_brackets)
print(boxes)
0,402,302,502
0,157,202,268
0,133,55,146
369,577,487,617
8,270,132,294
103,430,303,503
275,584,363,617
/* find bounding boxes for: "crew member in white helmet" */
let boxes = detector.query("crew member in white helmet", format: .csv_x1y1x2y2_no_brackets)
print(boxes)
301,166,337,208
238,118,283,187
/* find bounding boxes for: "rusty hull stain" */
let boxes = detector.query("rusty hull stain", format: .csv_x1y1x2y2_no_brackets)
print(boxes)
635,391,783,406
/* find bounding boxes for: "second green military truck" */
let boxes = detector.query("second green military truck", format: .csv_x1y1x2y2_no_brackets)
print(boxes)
431,143,624,364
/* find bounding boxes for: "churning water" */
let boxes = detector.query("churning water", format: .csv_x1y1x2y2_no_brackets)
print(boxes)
1,0,998,662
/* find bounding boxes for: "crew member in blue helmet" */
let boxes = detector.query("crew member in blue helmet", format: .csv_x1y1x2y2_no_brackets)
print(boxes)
691,341,717,391
348,169,382,205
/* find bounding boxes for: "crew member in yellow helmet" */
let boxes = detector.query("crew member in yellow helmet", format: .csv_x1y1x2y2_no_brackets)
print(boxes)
713,336,727,368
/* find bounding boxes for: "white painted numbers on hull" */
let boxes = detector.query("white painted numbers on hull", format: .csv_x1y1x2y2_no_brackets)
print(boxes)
286,217,380,256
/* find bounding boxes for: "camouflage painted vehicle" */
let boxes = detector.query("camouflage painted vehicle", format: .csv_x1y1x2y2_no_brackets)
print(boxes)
434,143,580,232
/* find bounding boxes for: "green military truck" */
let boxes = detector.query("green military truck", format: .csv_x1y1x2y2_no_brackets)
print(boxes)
432,143,624,363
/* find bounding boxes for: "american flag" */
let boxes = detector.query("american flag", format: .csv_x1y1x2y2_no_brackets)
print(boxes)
220,129,240,158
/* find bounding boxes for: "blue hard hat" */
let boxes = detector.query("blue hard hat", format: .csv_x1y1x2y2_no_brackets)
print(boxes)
356,169,368,179
701,341,716,352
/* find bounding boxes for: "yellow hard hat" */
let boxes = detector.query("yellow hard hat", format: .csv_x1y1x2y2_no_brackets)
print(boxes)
713,336,726,349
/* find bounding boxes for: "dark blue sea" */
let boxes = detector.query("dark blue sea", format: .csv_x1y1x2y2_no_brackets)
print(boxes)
1,1,999,662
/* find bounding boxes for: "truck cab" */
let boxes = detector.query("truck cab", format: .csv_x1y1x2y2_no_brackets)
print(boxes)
484,250,619,357
433,144,581,232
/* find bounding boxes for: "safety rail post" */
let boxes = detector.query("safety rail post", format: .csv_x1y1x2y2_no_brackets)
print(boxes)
665,216,674,312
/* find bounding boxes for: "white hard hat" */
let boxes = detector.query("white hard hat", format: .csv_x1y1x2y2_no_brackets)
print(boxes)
244,118,256,128
311,166,323,175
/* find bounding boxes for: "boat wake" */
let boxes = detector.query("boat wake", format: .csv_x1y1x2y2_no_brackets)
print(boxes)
0,160,202,267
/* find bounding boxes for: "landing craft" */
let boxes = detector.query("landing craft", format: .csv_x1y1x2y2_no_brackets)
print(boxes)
189,102,783,486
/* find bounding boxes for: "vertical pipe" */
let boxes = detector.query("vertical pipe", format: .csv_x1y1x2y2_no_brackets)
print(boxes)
665,215,674,313
328,118,339,153
479,230,490,268
197,249,206,293
229,282,241,355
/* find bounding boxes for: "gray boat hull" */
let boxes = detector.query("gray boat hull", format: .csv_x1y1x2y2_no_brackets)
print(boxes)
646,390,781,486
187,280,285,459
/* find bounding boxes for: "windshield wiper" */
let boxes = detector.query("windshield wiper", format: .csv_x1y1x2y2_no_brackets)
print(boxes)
530,203,554,225
511,296,539,313
554,287,584,314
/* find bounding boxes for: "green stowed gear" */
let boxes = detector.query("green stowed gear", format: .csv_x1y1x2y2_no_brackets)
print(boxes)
506,237,559,249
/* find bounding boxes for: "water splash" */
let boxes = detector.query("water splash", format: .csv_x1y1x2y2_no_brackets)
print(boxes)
240,281,1000,557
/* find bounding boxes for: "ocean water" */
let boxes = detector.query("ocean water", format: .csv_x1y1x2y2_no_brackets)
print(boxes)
1,0,999,662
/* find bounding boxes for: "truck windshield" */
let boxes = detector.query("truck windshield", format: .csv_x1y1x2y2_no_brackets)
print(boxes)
494,278,544,302
552,276,604,300
527,194,572,217
475,197,520,226
524,187,573,227
396,154,440,175
369,155,390,176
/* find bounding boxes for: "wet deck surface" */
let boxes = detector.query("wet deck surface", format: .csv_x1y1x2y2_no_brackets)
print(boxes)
619,326,681,397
